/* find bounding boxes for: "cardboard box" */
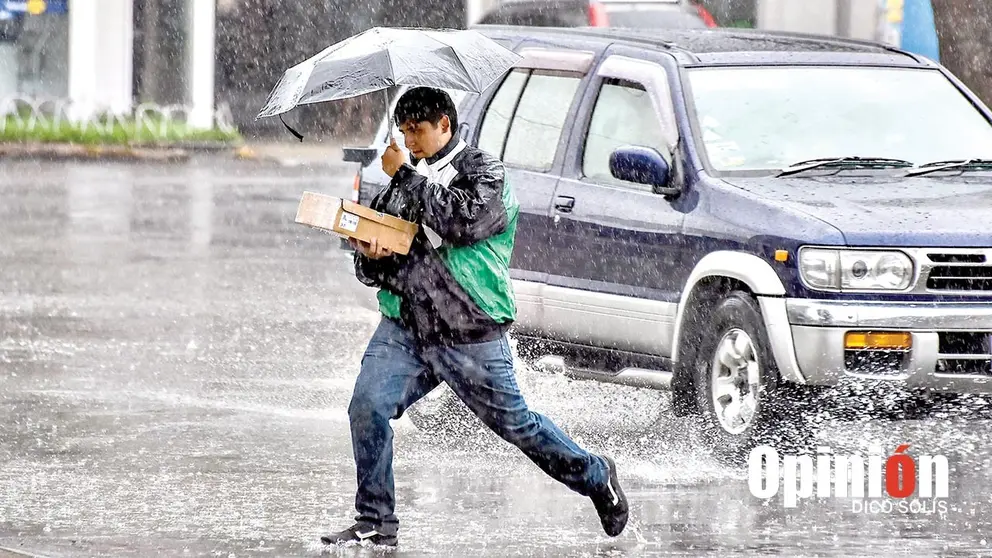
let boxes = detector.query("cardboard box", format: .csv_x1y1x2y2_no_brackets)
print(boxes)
294,191,419,255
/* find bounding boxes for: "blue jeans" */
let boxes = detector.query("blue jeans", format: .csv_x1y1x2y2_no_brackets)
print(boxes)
347,317,610,534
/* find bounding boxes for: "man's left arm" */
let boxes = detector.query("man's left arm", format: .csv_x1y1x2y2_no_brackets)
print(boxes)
392,152,508,246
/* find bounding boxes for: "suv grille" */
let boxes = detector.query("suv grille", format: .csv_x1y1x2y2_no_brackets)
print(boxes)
926,253,992,291
936,332,992,375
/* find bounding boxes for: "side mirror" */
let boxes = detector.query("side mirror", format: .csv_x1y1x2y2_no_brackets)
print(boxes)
609,145,679,196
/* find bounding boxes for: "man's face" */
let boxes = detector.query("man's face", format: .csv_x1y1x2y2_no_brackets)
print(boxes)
398,115,452,160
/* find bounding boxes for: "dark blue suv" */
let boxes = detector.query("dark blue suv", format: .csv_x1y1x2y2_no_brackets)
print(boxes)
342,25,992,463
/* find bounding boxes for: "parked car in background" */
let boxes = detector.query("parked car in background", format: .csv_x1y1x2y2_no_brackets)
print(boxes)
342,25,992,465
477,0,717,29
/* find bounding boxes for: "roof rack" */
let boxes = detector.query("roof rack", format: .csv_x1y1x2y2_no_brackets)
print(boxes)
472,23,700,60
718,27,923,62
471,24,926,65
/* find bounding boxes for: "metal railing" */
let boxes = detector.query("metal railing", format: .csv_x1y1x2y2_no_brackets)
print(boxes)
0,95,239,140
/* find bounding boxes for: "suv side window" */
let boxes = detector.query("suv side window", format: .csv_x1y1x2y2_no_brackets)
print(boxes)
503,71,582,171
477,69,528,157
582,79,667,188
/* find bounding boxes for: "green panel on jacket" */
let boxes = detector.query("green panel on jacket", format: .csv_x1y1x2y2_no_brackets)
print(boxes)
436,186,518,323
376,177,519,324
377,288,403,319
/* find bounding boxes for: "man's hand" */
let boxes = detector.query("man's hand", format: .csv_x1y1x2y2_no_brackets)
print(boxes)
381,138,405,177
350,237,394,259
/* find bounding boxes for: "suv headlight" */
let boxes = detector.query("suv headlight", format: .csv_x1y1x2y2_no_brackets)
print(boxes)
799,248,914,291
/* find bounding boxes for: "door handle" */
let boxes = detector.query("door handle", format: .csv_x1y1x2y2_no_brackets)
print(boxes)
554,195,575,213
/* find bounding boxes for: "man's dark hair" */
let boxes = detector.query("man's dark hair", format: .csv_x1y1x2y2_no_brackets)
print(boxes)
393,87,458,132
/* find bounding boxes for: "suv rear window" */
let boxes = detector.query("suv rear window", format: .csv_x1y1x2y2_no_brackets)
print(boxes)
477,69,582,171
478,1,705,29
477,0,588,26
477,69,529,158
603,4,706,28
503,72,582,170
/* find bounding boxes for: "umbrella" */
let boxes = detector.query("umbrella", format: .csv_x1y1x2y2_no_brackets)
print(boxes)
255,27,522,127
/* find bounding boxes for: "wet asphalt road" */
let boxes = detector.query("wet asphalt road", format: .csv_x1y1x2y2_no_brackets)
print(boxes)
2,158,992,557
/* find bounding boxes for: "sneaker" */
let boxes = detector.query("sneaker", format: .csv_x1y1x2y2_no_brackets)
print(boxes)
590,455,628,537
320,523,398,548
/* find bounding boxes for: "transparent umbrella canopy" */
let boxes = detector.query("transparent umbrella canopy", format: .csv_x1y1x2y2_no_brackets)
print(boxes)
255,26,521,126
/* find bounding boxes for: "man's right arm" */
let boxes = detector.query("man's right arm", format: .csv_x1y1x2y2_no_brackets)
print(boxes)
353,251,381,288
354,250,396,288
390,149,508,247
352,188,399,288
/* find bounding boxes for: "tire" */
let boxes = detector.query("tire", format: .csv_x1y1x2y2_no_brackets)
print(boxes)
404,384,480,437
692,290,818,467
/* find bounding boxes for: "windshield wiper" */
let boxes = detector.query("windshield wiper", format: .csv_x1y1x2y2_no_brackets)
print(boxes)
904,159,992,177
776,156,914,178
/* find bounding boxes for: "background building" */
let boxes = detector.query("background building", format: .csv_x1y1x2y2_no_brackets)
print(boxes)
0,0,214,127
0,0,478,139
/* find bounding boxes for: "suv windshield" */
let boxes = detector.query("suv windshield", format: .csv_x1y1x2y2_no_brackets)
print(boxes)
686,66,992,172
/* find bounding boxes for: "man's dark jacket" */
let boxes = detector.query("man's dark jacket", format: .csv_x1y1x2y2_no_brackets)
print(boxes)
354,137,519,345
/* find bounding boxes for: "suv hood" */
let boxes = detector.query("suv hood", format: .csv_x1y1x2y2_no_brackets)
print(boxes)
728,175,992,247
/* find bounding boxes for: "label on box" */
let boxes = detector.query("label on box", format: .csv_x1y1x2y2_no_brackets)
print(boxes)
338,212,360,232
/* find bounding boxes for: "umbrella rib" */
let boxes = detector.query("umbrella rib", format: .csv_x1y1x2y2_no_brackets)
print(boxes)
384,48,396,94
428,30,517,91
420,33,477,88
384,48,397,127
445,46,480,91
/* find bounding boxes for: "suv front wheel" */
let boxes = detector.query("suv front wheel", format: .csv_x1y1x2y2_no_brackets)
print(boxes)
692,290,817,465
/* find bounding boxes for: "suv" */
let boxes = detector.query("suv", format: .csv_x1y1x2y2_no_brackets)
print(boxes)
341,26,992,464
477,0,716,29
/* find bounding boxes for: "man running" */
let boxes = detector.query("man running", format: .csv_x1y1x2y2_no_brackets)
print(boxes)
323,86,628,549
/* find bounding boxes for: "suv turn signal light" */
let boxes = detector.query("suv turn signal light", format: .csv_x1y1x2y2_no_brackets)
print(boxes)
844,331,912,350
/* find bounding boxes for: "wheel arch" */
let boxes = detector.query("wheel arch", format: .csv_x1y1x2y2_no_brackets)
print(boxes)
670,251,806,412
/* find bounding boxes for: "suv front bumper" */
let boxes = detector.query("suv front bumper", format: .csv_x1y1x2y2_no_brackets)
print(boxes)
784,299,992,393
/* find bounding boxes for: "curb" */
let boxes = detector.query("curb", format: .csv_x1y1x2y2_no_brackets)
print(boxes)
0,545,52,558
232,145,349,167
232,145,306,166
0,142,190,162
0,142,351,167
232,145,267,162
0,142,243,163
